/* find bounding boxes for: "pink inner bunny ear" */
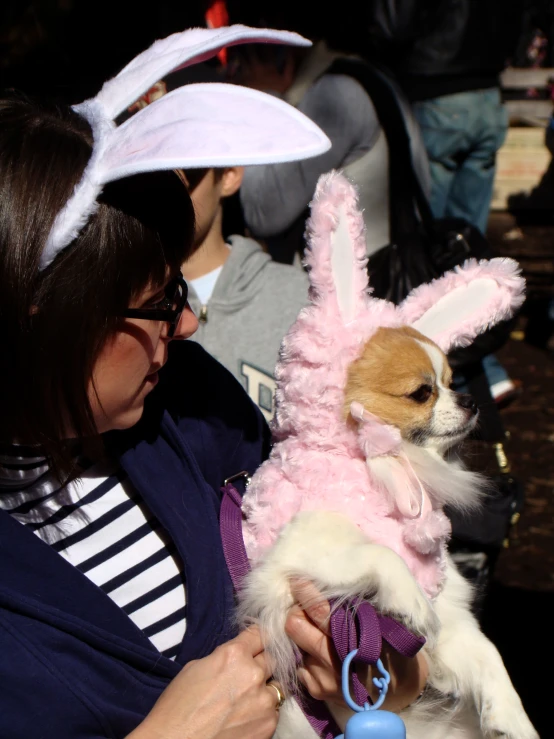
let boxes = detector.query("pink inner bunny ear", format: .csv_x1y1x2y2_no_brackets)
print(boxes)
399,258,525,353
304,171,369,324
96,25,312,119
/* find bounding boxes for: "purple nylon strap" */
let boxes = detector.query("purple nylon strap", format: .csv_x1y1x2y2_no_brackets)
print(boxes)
220,484,251,590
330,600,382,707
219,484,425,739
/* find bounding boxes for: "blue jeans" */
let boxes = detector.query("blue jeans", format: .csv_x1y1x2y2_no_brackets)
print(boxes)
452,354,510,395
413,88,509,235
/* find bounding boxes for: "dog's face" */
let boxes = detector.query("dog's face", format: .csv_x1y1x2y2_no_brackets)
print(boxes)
344,326,478,452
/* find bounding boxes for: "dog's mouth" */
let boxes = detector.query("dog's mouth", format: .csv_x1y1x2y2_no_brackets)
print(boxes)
408,414,478,448
441,421,478,438
407,428,432,446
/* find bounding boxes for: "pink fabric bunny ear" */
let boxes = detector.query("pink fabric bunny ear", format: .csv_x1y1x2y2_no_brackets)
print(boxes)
41,26,330,271
303,171,369,324
398,258,525,354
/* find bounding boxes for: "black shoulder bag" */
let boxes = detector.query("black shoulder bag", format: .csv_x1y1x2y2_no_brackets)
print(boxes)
326,58,490,295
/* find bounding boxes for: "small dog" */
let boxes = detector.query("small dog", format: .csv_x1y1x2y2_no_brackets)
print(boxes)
238,173,537,739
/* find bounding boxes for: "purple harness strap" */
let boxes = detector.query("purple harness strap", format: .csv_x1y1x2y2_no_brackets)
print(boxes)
220,483,425,738
220,483,251,590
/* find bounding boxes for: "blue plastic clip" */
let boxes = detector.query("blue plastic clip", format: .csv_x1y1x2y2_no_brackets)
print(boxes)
335,649,407,739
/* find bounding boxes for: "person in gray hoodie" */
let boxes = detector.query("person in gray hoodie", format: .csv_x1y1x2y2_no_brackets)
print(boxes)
181,167,308,421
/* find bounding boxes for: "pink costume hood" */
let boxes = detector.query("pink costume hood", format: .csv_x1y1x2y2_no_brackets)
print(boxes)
241,172,525,597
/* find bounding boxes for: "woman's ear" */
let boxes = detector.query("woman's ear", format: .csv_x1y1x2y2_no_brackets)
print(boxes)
220,166,245,198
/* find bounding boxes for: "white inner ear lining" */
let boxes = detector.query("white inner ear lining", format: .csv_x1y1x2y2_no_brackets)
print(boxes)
411,279,498,340
330,205,357,323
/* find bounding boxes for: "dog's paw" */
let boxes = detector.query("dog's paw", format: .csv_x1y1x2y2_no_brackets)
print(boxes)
266,512,441,644
365,548,440,644
376,585,440,646
481,697,539,739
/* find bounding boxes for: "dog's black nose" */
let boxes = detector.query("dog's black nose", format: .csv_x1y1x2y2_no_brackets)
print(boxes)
457,393,478,414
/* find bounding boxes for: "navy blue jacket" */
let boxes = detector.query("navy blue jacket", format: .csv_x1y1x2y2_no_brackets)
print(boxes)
0,342,270,738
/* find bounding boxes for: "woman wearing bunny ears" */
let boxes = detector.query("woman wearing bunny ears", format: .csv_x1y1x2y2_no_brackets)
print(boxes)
0,25,426,739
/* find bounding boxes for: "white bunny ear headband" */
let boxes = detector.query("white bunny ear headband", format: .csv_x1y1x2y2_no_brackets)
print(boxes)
40,25,331,271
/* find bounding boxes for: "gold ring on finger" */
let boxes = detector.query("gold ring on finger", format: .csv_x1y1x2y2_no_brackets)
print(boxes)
267,681,286,710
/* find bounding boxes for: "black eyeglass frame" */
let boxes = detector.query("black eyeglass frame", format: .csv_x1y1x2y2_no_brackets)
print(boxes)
121,272,188,338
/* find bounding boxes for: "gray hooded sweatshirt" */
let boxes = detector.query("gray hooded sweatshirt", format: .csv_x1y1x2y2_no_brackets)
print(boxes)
187,235,308,420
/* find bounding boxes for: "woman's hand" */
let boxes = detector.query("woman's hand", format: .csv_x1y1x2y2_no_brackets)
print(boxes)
127,626,280,739
285,579,428,712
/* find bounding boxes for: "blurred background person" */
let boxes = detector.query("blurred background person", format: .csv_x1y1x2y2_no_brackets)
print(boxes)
181,165,309,421
123,72,310,421
364,0,527,405
225,1,431,266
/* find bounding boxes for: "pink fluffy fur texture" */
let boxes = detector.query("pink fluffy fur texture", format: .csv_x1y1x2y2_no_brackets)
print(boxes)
241,171,525,599
400,257,526,352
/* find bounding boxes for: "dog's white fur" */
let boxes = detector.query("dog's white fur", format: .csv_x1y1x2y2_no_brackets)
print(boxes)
237,341,538,739
238,498,537,738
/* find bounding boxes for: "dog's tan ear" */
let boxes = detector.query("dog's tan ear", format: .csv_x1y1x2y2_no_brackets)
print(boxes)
398,258,525,354
303,171,370,325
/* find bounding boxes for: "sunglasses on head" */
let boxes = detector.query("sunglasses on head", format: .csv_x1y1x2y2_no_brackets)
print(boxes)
121,272,188,338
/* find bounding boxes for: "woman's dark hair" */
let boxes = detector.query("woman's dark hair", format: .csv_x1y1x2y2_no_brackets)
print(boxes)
0,92,195,475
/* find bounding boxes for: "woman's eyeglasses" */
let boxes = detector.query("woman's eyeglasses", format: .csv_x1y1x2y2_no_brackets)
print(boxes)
121,272,188,338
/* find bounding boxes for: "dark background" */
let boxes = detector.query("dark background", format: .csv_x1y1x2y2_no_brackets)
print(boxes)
0,0,208,102
481,213,554,739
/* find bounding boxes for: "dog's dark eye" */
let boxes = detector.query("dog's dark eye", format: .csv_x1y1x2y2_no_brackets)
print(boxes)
408,384,433,403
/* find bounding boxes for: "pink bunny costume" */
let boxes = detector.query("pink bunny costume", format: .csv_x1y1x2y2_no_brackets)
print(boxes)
241,171,525,599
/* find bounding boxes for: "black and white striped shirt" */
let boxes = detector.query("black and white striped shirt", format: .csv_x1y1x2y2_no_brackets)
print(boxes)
0,446,187,660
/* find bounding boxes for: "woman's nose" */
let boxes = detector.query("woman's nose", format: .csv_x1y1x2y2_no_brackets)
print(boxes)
170,304,198,340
